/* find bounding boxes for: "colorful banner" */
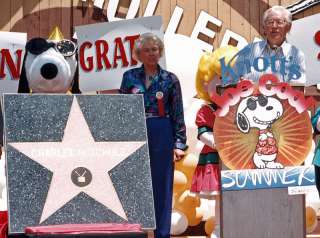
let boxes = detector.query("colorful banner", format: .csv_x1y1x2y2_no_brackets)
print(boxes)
214,75,313,170
75,16,164,92
0,31,27,93
213,74,315,190
221,166,315,191
287,13,320,86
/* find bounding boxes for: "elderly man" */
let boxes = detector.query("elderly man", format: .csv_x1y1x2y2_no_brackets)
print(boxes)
230,5,306,84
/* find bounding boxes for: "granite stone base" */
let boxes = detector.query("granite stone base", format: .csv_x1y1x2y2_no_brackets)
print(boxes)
4,94,155,235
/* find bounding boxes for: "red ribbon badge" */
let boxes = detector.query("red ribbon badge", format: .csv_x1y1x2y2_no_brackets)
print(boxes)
156,91,165,117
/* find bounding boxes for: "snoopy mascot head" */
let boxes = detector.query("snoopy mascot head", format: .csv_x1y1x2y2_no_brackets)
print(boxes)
18,27,80,93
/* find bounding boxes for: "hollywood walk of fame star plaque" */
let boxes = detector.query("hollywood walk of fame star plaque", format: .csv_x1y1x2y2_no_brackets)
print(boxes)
4,94,155,234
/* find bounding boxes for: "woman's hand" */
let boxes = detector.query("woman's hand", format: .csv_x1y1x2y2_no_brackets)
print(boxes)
173,148,186,162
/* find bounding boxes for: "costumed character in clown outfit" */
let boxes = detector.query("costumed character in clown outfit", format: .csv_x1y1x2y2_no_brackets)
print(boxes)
0,27,80,238
191,46,238,238
120,33,187,238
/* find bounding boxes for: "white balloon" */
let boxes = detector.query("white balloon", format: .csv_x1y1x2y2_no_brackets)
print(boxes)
0,157,5,199
170,209,188,235
304,140,315,165
0,188,7,211
164,34,204,110
185,98,205,154
0,156,7,211
200,198,215,221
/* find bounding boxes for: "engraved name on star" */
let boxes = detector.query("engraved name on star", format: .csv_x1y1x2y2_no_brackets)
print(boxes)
9,97,145,223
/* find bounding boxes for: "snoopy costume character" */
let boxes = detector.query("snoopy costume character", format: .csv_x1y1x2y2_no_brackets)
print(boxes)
236,94,284,169
0,28,81,238
18,27,80,94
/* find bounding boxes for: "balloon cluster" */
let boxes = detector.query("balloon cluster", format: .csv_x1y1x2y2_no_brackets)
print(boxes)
170,153,216,236
306,205,318,233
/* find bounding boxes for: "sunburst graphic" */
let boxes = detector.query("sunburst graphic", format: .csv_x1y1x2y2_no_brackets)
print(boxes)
214,100,312,170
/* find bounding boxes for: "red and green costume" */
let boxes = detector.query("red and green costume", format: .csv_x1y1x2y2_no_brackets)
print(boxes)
191,104,220,194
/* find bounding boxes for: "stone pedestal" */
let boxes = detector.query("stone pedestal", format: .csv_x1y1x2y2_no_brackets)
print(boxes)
222,188,305,238
4,95,155,235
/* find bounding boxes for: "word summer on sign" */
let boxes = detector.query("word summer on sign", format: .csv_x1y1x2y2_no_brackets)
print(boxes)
221,166,315,191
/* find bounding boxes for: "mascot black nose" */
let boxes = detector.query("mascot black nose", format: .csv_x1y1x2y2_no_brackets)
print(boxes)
40,63,58,80
266,106,273,111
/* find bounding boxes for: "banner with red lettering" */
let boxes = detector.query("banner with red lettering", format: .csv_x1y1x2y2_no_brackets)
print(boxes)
0,31,27,93
75,16,164,92
287,13,320,86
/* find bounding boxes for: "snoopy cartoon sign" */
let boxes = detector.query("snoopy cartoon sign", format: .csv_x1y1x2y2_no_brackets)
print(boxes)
213,74,314,190
236,94,284,169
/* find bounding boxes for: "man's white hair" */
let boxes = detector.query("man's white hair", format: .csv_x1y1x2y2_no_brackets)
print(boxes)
262,5,292,25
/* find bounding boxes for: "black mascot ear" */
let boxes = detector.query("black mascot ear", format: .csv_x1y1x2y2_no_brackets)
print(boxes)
236,112,250,133
18,52,30,93
71,64,81,94
71,50,81,94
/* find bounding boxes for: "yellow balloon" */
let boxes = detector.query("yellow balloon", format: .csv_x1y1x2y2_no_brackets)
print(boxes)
306,206,318,233
173,170,188,193
172,192,177,208
188,207,204,227
175,153,198,176
185,125,202,155
176,206,196,224
205,216,216,235
174,190,200,211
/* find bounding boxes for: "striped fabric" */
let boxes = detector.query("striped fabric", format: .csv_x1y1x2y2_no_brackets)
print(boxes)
233,40,306,83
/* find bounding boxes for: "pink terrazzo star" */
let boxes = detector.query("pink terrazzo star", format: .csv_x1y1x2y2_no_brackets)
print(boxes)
9,97,145,223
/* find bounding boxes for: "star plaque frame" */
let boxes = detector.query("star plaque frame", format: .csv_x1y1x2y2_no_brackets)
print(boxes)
4,94,155,234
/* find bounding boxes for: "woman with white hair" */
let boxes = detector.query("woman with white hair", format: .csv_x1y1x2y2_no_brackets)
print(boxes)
120,33,187,238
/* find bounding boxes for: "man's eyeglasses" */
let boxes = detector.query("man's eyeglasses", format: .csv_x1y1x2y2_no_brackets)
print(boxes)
265,19,287,27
